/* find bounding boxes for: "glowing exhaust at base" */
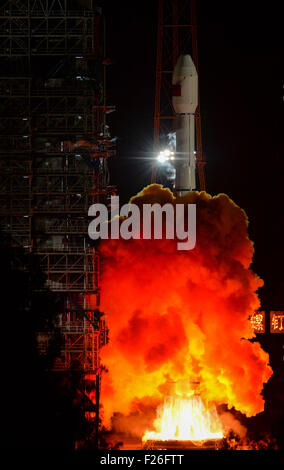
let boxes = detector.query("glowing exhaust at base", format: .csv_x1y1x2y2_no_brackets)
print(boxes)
142,396,224,443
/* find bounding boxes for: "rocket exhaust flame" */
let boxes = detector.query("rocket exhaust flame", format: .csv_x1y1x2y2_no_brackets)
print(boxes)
99,185,272,439
142,396,223,443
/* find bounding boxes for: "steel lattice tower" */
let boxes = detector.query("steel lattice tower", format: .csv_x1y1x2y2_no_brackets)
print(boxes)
0,0,116,446
151,0,206,191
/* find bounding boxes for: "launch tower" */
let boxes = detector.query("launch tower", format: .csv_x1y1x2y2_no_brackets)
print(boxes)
151,0,206,191
0,0,115,445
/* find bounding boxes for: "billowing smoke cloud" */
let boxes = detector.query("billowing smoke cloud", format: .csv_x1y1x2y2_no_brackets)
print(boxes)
99,185,272,429
219,412,247,438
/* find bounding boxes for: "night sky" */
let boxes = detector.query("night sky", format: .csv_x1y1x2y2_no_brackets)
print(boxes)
103,1,284,310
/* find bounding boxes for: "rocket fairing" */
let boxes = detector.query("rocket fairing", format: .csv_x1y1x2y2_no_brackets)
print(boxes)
172,54,198,195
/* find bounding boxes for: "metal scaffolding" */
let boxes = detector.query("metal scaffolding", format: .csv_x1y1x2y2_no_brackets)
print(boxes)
0,0,115,444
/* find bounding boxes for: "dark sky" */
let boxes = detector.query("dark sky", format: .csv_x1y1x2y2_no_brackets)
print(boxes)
103,1,284,309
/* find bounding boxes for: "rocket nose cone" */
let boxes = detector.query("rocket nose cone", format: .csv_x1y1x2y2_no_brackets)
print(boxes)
173,54,197,83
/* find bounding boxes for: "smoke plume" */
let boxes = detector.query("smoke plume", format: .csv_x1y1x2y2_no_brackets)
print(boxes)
99,185,272,429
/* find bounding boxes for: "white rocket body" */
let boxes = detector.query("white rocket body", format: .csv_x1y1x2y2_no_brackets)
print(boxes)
172,54,198,195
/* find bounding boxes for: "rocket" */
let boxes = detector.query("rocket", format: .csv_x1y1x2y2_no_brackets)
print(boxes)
172,54,198,195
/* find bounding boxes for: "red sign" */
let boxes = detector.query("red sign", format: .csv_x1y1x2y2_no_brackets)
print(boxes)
249,311,265,333
270,311,284,333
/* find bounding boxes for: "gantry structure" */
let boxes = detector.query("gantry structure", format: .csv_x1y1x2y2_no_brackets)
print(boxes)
151,0,206,191
0,0,116,443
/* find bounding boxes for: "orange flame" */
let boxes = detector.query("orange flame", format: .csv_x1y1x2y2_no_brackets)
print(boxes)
100,185,273,432
143,396,223,442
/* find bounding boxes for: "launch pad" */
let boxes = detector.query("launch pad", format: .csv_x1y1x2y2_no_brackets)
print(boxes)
143,439,223,450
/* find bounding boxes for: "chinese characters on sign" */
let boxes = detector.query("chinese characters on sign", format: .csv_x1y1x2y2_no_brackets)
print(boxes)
250,311,265,333
270,311,284,333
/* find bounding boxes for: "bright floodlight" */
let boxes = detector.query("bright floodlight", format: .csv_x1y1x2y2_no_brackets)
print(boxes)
157,149,174,163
